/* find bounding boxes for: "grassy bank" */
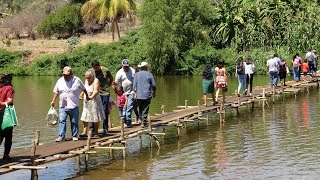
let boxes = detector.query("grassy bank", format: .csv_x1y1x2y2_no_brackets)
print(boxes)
0,31,298,76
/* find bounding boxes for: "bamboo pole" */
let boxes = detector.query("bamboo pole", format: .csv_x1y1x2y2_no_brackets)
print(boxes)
120,117,124,140
138,131,142,149
148,115,152,148
273,86,275,102
35,130,40,146
206,114,209,127
121,141,126,159
177,119,181,138
262,88,266,98
76,151,81,174
197,100,201,116
85,131,92,171
185,100,188,109
31,140,38,180
161,105,165,114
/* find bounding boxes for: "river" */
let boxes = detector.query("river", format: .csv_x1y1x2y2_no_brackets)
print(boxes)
4,75,320,179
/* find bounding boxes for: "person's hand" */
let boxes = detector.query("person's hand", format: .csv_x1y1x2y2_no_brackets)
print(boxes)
79,95,83,100
134,93,137,99
86,96,91,101
50,101,55,107
122,109,126,117
152,91,156,98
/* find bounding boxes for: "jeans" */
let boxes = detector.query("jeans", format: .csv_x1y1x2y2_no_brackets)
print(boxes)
293,68,299,81
137,98,151,123
237,74,246,94
246,74,254,93
118,107,125,117
269,71,278,87
125,93,134,126
58,107,79,138
308,62,314,73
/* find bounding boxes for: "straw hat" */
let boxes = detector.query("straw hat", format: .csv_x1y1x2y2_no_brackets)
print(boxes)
62,66,72,75
138,62,150,68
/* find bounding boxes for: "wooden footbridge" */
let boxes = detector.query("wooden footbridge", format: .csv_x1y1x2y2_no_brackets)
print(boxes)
1,77,319,178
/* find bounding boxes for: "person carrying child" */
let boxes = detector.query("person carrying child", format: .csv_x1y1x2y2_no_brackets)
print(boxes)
115,86,127,117
302,59,309,81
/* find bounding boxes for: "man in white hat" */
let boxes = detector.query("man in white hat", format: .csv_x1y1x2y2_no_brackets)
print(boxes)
133,62,156,127
50,66,89,141
112,59,135,127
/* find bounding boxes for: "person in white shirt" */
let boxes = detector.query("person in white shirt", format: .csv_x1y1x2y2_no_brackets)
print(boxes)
245,57,255,96
267,55,279,88
112,59,135,128
50,66,89,142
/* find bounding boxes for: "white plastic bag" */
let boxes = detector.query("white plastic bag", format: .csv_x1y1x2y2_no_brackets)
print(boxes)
46,107,59,126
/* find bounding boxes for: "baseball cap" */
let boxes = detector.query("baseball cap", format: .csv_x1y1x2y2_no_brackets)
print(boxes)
122,59,129,67
62,66,72,75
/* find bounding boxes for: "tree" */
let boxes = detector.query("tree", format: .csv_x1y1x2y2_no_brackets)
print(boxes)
81,0,137,40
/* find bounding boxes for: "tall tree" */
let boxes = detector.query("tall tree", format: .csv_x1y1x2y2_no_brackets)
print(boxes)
81,0,137,40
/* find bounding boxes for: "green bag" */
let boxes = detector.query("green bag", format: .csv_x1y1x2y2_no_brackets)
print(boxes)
1,103,18,130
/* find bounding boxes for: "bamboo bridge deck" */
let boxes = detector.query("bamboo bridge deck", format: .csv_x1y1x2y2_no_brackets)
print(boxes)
1,76,319,177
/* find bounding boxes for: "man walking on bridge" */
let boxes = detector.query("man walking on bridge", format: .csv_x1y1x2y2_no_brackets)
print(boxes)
50,66,89,142
133,62,156,127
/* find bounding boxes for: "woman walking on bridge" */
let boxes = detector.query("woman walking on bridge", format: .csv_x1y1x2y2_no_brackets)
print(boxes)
202,63,216,106
214,61,227,106
0,74,14,160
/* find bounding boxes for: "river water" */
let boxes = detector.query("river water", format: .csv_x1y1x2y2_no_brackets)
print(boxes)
4,75,320,179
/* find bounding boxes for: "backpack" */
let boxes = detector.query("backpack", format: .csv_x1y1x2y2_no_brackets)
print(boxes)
237,62,245,74
279,62,286,73
307,52,314,62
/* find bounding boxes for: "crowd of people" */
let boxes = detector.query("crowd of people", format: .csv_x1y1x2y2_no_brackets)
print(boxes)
50,59,156,142
202,50,319,106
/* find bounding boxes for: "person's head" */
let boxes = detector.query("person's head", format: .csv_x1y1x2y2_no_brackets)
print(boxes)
122,59,130,72
304,58,308,63
217,60,224,69
247,56,253,64
296,52,300,56
292,55,297,60
138,61,150,71
62,66,73,81
204,63,212,70
116,86,124,95
273,53,278,58
309,49,312,52
91,60,101,71
85,70,94,82
0,74,12,87
281,58,285,62
236,57,243,65
313,50,317,54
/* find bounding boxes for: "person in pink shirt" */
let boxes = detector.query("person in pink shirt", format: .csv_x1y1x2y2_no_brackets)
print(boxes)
115,86,127,117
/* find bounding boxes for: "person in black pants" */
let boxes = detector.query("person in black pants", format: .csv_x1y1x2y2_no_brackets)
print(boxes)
0,74,14,160
245,57,255,96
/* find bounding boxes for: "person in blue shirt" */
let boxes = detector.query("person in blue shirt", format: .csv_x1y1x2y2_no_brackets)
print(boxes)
133,62,156,128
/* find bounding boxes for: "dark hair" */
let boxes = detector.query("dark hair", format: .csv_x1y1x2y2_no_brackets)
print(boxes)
292,55,297,60
0,74,12,86
202,63,212,79
91,60,100,67
295,52,300,56
273,53,278,58
116,86,124,92
246,56,253,64
236,57,243,65
217,60,225,69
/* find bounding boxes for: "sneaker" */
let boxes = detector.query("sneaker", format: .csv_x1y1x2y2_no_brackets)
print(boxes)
124,124,133,128
102,129,108,135
79,134,87,138
72,137,78,141
2,155,11,161
244,89,248,95
55,137,64,142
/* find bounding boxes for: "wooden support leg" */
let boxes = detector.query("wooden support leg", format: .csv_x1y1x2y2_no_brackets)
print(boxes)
138,131,142,149
84,131,92,171
177,119,181,138
120,117,124,140
185,100,188,109
272,86,275,102
31,140,38,180
161,105,165,114
148,115,152,148
35,130,40,146
109,143,114,158
121,142,126,159
206,114,209,127
76,153,81,174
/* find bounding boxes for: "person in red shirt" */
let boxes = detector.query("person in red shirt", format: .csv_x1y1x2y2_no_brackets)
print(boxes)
302,59,309,81
0,74,14,160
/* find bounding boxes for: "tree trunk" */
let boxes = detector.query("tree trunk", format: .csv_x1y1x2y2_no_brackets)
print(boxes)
111,21,115,41
116,20,120,39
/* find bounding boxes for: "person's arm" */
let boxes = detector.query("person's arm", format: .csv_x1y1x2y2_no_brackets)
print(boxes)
112,72,120,90
89,79,100,99
79,80,90,100
107,70,113,87
79,91,84,100
50,93,58,107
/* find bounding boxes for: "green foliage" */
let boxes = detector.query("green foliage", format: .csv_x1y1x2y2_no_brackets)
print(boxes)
66,36,81,51
37,4,83,38
139,0,214,75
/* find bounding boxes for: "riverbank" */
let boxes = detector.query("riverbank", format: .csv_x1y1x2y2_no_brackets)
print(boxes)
0,30,305,76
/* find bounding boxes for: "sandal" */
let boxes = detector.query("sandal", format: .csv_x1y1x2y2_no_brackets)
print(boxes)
79,134,87,137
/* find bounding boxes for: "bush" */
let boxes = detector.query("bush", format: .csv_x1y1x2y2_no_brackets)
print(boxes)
37,3,83,38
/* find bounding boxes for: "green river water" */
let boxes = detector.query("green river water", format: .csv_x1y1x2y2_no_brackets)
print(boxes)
3,75,320,179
